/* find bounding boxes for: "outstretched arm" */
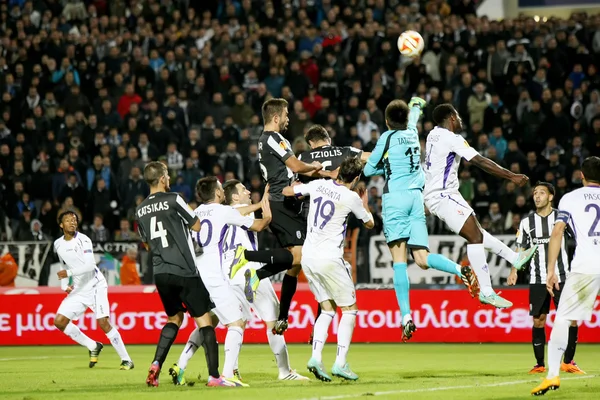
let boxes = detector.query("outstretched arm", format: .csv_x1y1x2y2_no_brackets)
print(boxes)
469,155,528,186
364,131,390,177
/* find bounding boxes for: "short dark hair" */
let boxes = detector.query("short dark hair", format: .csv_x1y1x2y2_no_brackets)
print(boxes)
582,156,600,183
385,100,409,130
144,161,167,187
196,176,220,203
57,210,79,225
305,125,330,144
533,181,555,196
222,179,241,205
432,104,457,125
338,156,363,184
261,98,288,124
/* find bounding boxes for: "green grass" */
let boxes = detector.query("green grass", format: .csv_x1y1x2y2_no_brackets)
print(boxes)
0,344,598,399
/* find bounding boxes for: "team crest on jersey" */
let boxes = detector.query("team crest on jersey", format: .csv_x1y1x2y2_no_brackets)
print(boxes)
457,209,464,216
296,231,301,239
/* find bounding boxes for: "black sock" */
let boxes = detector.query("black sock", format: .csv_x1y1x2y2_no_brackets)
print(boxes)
563,325,579,364
278,274,298,320
245,249,293,265
256,263,292,280
532,326,546,366
154,322,179,368
200,326,220,378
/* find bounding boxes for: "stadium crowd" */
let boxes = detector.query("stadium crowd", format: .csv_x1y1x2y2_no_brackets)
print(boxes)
0,0,599,248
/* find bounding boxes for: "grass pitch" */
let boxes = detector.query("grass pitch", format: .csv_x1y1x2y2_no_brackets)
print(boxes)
0,344,598,399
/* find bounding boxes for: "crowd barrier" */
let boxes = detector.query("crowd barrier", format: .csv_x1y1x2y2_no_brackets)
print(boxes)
1,286,599,345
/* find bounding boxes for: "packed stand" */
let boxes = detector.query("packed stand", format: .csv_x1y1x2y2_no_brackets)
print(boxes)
0,0,599,247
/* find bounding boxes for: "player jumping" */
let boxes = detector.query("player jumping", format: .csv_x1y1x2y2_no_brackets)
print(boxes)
364,98,480,341
283,156,374,381
509,182,584,374
54,211,133,370
424,104,538,309
531,156,600,395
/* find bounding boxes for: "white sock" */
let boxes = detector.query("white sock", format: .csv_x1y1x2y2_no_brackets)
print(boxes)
105,327,131,362
335,310,357,367
547,319,570,379
64,322,97,351
483,230,518,264
267,328,290,375
178,329,201,370
222,326,244,379
467,244,494,296
312,311,335,363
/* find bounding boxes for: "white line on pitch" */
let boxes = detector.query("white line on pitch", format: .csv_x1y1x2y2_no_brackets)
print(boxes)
297,375,597,400
0,356,77,361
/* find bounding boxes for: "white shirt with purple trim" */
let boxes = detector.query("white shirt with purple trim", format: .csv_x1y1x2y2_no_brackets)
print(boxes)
556,186,600,274
293,179,371,259
423,126,479,200
193,203,254,284
54,232,106,294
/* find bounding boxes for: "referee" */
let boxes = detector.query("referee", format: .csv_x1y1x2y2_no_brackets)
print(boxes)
508,182,585,375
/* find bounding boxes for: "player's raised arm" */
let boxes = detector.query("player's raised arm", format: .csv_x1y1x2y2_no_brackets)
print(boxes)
364,131,390,177
407,97,426,131
469,154,529,186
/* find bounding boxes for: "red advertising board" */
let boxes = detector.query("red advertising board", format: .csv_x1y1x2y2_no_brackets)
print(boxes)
1,286,599,345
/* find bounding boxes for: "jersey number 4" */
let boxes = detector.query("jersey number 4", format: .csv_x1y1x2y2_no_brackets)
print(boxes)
150,216,169,247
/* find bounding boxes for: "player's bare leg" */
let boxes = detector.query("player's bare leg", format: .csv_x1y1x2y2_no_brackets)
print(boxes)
459,215,512,308
97,316,133,370
54,314,103,368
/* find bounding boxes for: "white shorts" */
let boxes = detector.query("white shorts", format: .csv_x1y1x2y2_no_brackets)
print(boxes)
555,273,600,322
56,285,110,320
425,192,474,234
206,281,251,325
302,257,356,307
252,278,279,322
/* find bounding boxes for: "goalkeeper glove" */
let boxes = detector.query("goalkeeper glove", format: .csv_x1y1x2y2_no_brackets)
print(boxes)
408,97,427,109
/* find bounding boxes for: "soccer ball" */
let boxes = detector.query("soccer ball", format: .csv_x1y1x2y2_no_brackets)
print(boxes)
397,30,425,57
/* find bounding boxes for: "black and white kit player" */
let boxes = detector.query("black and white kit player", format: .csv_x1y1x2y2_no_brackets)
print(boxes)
136,161,224,387
229,98,334,335
509,182,584,374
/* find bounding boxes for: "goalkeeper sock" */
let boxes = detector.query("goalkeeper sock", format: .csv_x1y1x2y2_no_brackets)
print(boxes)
106,327,131,362
426,253,461,276
532,326,546,366
392,262,411,319
153,322,179,368
64,322,97,351
563,325,579,364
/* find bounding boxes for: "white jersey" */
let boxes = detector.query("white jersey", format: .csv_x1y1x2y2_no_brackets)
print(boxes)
222,204,262,285
294,179,371,259
54,232,106,294
423,126,479,199
193,203,254,283
556,186,600,274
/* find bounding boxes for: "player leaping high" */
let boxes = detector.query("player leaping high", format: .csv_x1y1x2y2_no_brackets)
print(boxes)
364,97,480,341
424,104,538,309
531,156,600,396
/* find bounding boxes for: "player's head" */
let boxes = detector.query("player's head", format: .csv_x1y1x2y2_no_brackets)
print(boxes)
144,161,170,191
196,176,224,204
337,156,363,188
223,179,251,206
384,100,409,130
532,182,555,210
433,104,464,132
262,98,289,133
581,156,600,186
58,210,79,235
305,125,331,148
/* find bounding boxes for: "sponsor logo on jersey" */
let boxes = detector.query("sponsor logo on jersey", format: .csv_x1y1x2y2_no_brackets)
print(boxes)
279,141,288,150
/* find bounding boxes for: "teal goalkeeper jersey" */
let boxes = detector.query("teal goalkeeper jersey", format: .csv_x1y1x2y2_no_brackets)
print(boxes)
364,105,424,193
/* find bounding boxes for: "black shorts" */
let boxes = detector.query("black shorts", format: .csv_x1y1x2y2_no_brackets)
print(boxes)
529,283,564,317
269,198,306,248
155,273,213,318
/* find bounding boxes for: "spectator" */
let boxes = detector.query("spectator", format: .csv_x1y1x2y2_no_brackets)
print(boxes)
489,127,508,161
88,214,111,243
467,82,491,127
115,219,140,242
120,248,141,285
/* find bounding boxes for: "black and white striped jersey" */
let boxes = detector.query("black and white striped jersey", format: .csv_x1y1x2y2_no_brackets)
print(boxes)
515,208,570,284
